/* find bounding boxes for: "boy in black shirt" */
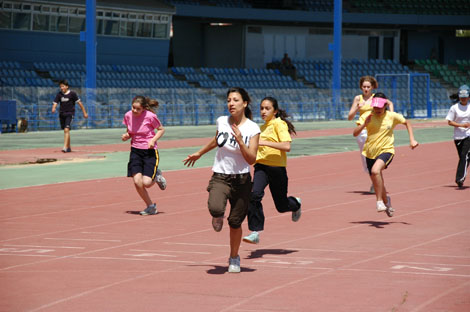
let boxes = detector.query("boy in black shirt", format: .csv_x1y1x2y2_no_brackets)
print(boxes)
52,80,88,152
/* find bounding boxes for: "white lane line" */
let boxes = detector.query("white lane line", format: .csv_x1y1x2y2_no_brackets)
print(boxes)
262,255,341,261
123,253,177,258
341,268,470,278
0,254,57,258
390,261,470,267
3,244,85,249
44,238,121,242
130,249,211,255
288,247,362,253
415,253,470,259
164,242,229,247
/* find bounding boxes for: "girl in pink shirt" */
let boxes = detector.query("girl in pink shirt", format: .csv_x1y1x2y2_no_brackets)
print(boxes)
122,96,166,215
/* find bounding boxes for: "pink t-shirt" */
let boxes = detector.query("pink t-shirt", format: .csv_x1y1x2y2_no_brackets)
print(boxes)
123,110,161,149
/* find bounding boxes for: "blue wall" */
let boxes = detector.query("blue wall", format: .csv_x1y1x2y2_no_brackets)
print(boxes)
0,30,170,69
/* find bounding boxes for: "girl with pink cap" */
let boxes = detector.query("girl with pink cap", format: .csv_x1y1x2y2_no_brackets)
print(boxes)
353,93,419,216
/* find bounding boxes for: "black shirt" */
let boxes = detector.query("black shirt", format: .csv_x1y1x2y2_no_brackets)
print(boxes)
53,90,80,115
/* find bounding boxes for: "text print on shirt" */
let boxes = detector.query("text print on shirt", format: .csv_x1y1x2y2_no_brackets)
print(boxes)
217,131,249,147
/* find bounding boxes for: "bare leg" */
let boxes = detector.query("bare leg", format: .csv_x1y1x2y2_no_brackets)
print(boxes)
370,159,389,205
229,226,242,258
64,128,71,149
133,173,154,206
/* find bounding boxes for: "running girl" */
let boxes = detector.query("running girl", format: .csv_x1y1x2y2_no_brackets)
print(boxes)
243,97,301,245
353,93,418,217
183,87,260,273
446,85,470,188
348,76,394,193
122,96,167,216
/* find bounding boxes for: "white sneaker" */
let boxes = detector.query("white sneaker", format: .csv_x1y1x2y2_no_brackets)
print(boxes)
154,169,167,190
228,255,241,273
212,217,223,232
243,231,259,244
376,201,387,212
292,197,302,222
385,196,394,217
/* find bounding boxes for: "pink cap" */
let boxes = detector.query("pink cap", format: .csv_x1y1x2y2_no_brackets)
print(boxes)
371,97,387,108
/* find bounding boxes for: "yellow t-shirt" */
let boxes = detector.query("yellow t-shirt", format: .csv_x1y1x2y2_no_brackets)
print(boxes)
358,94,373,117
358,111,406,159
256,117,292,167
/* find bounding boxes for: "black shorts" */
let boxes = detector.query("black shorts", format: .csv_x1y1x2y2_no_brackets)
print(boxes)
59,113,74,130
366,153,394,175
127,147,160,179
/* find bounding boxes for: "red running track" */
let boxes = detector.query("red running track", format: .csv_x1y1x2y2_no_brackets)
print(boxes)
0,141,469,311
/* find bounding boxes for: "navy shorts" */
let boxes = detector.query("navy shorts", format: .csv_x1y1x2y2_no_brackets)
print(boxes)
127,147,160,179
366,153,394,175
59,113,73,130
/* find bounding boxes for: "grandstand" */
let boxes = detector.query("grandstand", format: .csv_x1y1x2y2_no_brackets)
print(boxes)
1,0,470,131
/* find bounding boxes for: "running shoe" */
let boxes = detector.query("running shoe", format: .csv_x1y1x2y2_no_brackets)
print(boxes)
243,231,259,244
212,216,223,232
385,196,394,217
292,197,302,222
369,184,375,194
457,181,464,189
228,255,241,273
140,203,157,215
376,201,387,212
155,169,167,190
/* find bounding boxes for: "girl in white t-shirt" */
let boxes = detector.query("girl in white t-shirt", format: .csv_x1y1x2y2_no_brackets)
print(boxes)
122,96,167,216
183,87,260,273
446,85,470,188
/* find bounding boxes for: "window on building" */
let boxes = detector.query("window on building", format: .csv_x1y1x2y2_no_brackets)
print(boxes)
137,22,152,37
368,36,379,59
153,23,167,38
12,12,30,30
383,37,394,60
33,14,50,31
126,21,136,36
0,11,11,29
104,19,119,36
69,16,84,33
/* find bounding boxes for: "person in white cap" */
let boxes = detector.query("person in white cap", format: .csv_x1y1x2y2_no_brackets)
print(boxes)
446,85,470,189
353,92,419,217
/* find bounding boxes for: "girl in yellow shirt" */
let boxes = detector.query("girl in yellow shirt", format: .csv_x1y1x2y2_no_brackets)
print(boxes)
348,76,394,193
353,93,418,217
243,97,301,244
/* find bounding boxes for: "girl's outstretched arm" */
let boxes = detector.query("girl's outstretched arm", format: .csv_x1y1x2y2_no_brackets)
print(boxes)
183,135,217,167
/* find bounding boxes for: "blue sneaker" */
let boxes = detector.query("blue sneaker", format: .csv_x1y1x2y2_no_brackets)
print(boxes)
155,169,167,190
243,231,259,244
292,197,302,222
140,203,157,215
228,255,240,273
385,196,394,217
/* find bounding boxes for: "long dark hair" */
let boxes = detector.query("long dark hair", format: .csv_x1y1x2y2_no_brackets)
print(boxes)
227,87,252,120
132,96,157,114
261,96,296,135
373,92,387,99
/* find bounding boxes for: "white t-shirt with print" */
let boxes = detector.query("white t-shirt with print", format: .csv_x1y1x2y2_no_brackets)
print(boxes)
446,102,470,139
212,116,260,174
